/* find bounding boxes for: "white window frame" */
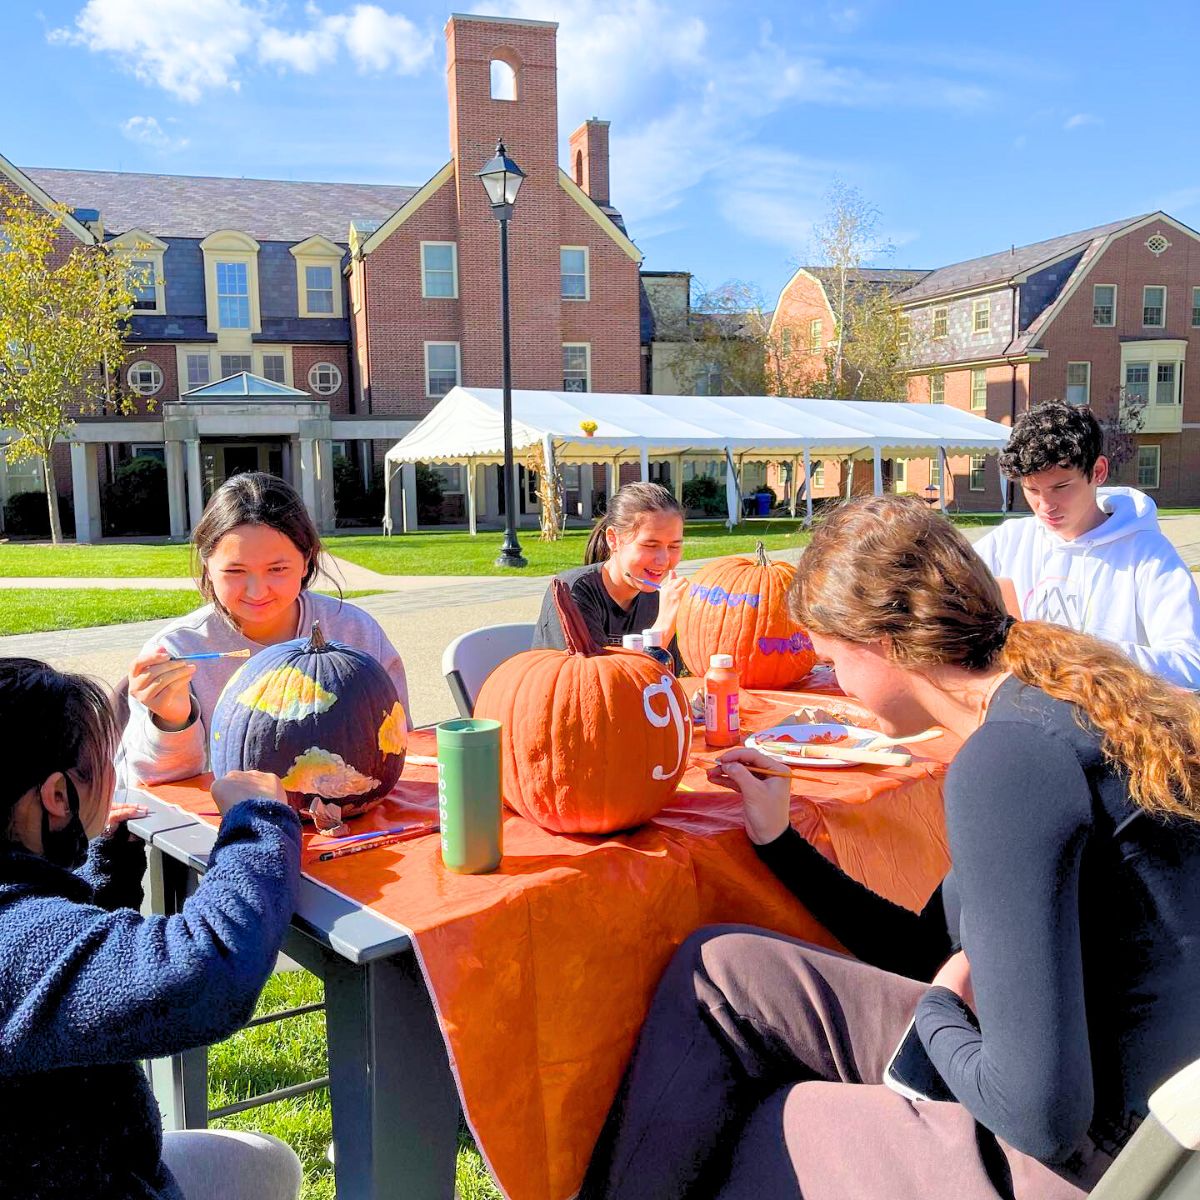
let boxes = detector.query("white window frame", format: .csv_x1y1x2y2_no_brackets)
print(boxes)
969,454,987,492
420,242,459,299
307,361,343,396
108,229,168,316
220,353,253,379
562,343,591,392
1156,361,1179,406
184,352,211,391
892,458,907,492
201,230,261,333
972,298,990,334
560,246,589,301
929,455,942,490
932,305,949,339
261,352,287,384
780,327,792,358
1137,445,1161,489
424,342,461,398
290,235,344,320
808,318,823,354
126,360,164,397
1143,285,1166,329
1066,361,1091,406
929,373,945,404
1120,340,1186,414
810,460,825,487
898,315,910,350
1192,286,1200,328
970,368,987,411
1093,284,1116,327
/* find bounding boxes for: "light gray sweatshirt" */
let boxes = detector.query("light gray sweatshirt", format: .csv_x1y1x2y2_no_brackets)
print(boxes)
120,590,411,786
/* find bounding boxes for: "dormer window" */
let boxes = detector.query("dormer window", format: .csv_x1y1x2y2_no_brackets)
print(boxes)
305,265,335,314
108,230,168,315
130,260,158,311
290,235,344,319
200,230,261,334
490,57,517,101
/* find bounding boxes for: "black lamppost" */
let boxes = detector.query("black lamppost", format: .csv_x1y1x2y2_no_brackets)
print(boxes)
477,140,528,568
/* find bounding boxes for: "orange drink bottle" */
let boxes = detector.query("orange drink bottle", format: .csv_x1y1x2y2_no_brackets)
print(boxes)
704,654,740,748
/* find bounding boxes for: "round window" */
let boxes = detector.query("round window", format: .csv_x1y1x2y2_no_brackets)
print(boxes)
127,360,163,396
308,362,342,395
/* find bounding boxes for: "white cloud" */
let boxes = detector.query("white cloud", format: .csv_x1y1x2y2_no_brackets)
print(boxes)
1064,112,1101,130
120,115,190,152
51,0,433,100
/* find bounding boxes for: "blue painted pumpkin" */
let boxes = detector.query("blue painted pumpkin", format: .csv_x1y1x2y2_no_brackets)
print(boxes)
210,621,408,828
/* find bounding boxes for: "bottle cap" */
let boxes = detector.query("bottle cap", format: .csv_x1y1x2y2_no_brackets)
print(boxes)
622,634,645,652
709,654,734,669
641,629,664,648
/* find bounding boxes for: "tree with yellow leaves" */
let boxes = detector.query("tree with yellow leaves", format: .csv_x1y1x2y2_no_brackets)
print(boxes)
0,190,143,542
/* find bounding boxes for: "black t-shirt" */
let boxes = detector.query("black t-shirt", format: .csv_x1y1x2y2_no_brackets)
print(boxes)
533,563,681,669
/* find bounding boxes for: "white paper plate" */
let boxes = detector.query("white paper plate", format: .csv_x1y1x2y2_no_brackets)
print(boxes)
745,723,881,769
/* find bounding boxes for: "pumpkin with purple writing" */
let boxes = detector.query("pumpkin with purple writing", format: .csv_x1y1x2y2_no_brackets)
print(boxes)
676,541,817,688
210,622,408,829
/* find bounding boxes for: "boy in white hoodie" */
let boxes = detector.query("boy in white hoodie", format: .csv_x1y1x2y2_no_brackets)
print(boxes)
976,401,1200,689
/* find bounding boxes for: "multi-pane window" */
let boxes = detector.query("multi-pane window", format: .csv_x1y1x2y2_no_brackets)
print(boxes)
1093,285,1116,326
431,465,464,494
1066,362,1090,405
216,261,250,328
969,455,987,492
898,316,910,349
561,248,588,300
929,455,942,490
780,328,792,358
929,373,944,404
892,459,907,492
421,243,457,298
1124,362,1150,405
1156,362,1178,405
424,343,459,397
932,306,948,338
809,318,823,354
695,363,723,395
220,354,252,378
130,260,157,311
810,460,825,487
305,265,334,315
563,344,590,392
972,298,990,333
185,353,210,389
1137,445,1161,489
308,361,342,395
261,353,286,384
970,368,987,411
1143,286,1165,327
1193,287,1200,326
127,360,163,396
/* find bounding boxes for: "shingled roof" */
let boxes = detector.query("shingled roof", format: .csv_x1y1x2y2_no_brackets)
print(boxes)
897,215,1148,303
807,266,931,289
23,167,421,245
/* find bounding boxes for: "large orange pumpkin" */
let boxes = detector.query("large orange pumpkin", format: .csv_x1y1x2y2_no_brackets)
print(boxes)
676,540,817,688
473,579,692,834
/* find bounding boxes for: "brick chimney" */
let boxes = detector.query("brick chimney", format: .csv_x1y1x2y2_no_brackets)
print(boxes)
568,118,610,207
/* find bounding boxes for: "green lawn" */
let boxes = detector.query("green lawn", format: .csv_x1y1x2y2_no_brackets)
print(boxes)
210,972,500,1200
0,542,195,577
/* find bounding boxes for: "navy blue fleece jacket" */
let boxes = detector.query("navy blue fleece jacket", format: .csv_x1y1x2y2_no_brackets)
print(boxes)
0,798,301,1200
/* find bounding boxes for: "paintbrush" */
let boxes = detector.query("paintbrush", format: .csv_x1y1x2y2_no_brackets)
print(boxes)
623,571,661,590
170,648,253,662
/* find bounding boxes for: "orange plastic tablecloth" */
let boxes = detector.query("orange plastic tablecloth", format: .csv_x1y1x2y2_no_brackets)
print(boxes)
147,687,955,1200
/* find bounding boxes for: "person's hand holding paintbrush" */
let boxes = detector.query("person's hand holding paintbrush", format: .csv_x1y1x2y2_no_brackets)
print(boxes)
706,747,792,845
128,647,249,732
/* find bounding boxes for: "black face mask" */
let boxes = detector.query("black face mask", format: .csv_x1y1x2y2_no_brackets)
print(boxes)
41,775,89,870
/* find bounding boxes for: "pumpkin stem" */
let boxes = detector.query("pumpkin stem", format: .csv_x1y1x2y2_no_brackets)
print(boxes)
755,540,768,567
308,620,327,651
553,578,605,657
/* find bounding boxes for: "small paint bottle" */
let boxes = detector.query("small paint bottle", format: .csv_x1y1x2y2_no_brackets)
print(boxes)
621,633,645,653
641,628,676,672
704,654,740,748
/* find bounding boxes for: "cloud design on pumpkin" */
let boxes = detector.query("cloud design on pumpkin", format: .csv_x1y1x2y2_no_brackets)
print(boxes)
281,747,381,798
377,701,409,755
236,667,338,722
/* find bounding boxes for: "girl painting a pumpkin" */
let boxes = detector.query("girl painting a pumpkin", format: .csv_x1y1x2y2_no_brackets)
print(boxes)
0,658,303,1200
123,472,410,787
533,482,690,667
581,495,1200,1200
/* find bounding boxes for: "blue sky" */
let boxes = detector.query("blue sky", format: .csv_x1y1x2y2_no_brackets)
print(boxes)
9,1,1200,305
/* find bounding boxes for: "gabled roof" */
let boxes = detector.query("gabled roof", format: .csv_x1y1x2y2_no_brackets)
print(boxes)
0,152,97,244
22,167,419,245
807,266,931,290
898,215,1149,303
181,371,310,400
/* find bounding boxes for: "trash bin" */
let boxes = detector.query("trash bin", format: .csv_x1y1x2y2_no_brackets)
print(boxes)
755,491,771,516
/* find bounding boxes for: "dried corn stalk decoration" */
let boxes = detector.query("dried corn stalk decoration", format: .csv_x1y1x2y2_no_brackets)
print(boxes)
523,442,565,542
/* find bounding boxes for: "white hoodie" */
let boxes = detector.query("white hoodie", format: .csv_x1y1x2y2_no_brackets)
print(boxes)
975,487,1200,690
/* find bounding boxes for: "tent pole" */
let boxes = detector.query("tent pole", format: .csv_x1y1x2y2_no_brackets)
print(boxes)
673,455,684,504
1001,467,1010,514
803,445,813,527
873,446,883,496
382,459,396,536
939,447,948,512
789,456,800,518
639,443,650,483
610,456,620,504
466,457,477,536
844,457,854,500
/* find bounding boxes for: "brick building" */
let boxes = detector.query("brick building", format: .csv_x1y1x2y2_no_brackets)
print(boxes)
0,13,643,538
772,213,1200,509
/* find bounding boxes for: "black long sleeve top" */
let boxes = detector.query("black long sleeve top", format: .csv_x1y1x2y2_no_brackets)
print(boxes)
756,676,1200,1164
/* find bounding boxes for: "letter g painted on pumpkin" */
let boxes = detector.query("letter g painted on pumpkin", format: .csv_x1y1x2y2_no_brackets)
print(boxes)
643,674,687,781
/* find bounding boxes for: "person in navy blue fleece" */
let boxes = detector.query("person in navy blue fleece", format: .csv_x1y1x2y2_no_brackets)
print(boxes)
0,658,304,1200
580,495,1200,1200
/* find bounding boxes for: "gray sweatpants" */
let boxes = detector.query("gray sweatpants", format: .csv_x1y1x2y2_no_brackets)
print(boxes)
581,925,1114,1200
161,1129,303,1200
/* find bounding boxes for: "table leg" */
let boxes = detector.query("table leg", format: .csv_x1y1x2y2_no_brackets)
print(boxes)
324,951,460,1200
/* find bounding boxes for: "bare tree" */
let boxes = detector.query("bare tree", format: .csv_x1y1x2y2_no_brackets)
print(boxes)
1094,386,1148,477
664,280,772,397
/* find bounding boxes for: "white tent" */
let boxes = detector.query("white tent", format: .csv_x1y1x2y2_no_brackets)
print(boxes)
383,387,1013,532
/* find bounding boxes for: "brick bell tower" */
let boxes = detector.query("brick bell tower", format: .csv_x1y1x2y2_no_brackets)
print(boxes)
446,13,565,391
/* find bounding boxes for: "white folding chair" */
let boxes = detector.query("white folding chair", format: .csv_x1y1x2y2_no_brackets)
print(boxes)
1091,1056,1200,1200
441,623,536,718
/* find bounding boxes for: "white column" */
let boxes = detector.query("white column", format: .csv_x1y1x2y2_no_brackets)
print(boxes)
165,441,186,538
316,439,335,533
639,443,650,483
186,439,204,529
789,456,800,517
1001,467,1010,514
401,462,418,532
609,457,620,500
382,461,395,535
872,446,884,496
69,441,101,543
673,455,684,504
579,463,594,519
938,447,948,512
844,457,854,500
298,438,318,521
466,458,478,535
803,445,814,527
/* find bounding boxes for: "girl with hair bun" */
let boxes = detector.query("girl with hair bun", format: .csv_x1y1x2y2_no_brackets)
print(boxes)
582,494,1200,1200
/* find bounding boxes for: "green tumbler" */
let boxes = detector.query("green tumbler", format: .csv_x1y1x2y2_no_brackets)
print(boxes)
436,718,503,874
